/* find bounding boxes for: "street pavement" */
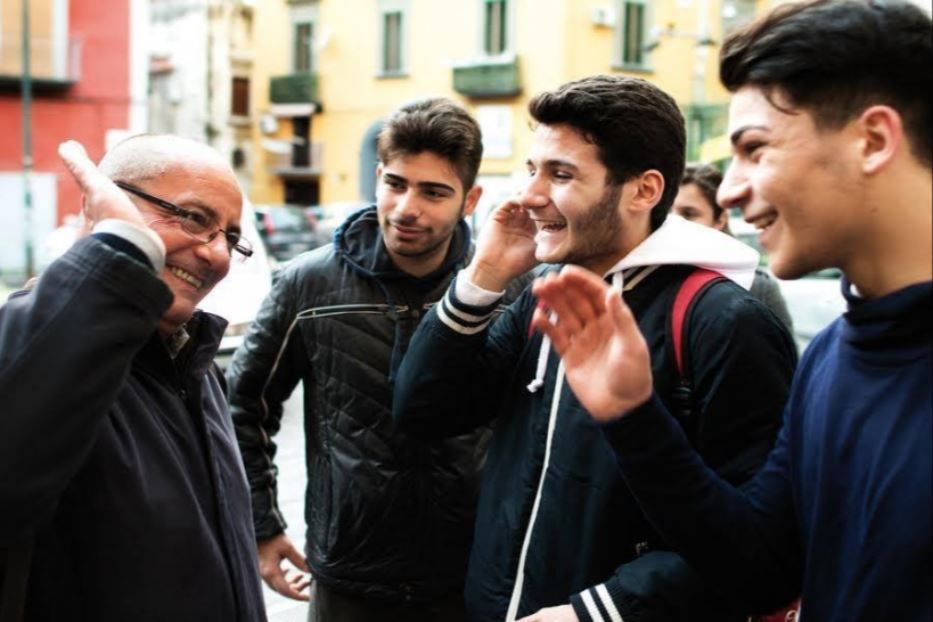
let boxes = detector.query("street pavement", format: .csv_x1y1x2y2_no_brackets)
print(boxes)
260,386,311,622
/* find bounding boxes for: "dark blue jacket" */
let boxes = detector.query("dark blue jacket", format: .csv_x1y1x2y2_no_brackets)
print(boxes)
394,263,796,621
605,280,932,621
0,237,266,621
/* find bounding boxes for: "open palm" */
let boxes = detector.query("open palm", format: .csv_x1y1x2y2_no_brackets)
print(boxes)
531,266,653,421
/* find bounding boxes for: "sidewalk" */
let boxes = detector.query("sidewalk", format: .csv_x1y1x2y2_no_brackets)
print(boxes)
263,387,311,622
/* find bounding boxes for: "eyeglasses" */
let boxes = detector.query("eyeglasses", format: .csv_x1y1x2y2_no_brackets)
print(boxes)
114,181,253,259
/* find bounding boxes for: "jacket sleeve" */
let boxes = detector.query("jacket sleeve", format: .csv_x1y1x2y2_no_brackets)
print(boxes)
591,288,802,618
601,396,802,616
226,265,306,540
571,285,799,621
393,276,534,438
570,552,744,622
0,236,172,540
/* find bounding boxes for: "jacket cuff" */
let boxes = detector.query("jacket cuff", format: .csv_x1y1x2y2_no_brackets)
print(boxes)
571,582,628,622
435,275,502,336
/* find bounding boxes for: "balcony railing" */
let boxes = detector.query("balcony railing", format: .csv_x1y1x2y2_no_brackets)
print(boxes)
269,72,318,105
452,55,521,98
0,35,82,90
267,141,324,178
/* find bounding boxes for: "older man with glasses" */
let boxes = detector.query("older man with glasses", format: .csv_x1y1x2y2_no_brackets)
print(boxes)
0,134,267,622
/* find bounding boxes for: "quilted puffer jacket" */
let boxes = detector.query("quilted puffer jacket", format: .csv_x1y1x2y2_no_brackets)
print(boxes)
227,207,528,603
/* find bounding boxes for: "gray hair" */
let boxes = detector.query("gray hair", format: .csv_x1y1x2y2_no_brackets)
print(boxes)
98,134,234,184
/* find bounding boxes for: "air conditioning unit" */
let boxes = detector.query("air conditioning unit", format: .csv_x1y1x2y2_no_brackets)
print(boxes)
591,6,616,27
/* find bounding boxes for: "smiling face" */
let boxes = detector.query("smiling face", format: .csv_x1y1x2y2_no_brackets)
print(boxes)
125,161,243,336
376,151,479,277
521,123,648,275
717,86,860,280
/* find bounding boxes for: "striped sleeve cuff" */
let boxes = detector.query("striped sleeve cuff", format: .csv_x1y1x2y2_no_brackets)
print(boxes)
435,274,503,336
571,583,625,622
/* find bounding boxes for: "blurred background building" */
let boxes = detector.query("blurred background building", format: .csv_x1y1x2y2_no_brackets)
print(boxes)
1,0,930,284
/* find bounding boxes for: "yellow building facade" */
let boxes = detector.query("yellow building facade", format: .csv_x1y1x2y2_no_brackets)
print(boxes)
250,0,769,219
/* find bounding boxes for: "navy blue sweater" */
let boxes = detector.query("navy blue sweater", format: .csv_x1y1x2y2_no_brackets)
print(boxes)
605,280,932,621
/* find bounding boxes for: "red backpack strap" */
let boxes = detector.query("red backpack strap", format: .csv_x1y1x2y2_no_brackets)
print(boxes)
671,268,724,376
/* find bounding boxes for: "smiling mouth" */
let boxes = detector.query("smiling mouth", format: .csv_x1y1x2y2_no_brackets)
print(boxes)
169,265,205,289
748,212,778,231
531,218,567,232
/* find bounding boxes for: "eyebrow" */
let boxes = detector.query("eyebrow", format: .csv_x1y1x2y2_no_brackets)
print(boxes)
729,125,769,145
383,172,456,194
527,158,581,173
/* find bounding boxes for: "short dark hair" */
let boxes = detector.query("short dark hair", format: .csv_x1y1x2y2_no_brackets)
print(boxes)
681,164,724,221
377,97,483,192
721,0,932,167
527,75,686,231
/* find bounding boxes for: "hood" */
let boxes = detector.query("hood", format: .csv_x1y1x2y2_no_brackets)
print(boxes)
334,205,473,385
334,205,472,285
526,215,760,397
604,214,759,290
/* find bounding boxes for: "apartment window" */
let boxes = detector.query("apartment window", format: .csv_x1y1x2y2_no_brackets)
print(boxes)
618,0,648,68
379,0,408,76
483,0,508,55
294,22,314,72
231,77,250,116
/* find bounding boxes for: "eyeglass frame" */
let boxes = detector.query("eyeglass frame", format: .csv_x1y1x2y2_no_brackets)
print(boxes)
114,181,253,258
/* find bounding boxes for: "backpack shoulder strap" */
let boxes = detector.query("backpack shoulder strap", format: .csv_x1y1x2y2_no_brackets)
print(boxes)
671,268,725,377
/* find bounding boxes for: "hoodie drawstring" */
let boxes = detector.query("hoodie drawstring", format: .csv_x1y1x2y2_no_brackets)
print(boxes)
526,266,658,393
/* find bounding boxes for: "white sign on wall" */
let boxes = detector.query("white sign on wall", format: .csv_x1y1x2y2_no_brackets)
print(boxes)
476,105,513,159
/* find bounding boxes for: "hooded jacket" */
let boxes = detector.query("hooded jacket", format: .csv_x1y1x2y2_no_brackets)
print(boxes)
0,236,266,622
227,206,529,603
394,216,798,621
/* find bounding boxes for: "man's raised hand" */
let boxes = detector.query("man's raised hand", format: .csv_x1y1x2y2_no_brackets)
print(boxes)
531,266,653,421
464,199,538,291
58,141,147,230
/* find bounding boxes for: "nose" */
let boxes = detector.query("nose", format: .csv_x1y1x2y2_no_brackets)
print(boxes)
717,159,751,213
194,232,232,267
518,173,550,212
391,189,423,223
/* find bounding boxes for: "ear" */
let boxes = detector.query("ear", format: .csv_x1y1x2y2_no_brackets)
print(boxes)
857,105,903,176
462,184,482,218
375,163,384,185
713,208,729,231
627,170,665,214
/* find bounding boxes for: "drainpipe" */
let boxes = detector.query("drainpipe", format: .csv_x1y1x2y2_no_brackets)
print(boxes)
22,0,35,280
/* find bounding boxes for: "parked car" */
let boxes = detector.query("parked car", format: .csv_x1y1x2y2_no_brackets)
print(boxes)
254,203,329,262
305,201,369,242
730,216,847,353
198,199,273,369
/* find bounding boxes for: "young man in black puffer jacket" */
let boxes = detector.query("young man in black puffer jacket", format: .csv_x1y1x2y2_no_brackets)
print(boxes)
227,98,528,622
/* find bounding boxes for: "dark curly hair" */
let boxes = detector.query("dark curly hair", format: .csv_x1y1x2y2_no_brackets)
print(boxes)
528,75,686,231
721,0,931,167
377,97,484,192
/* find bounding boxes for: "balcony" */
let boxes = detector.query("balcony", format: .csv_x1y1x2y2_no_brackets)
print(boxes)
0,35,82,91
452,56,521,98
267,140,324,179
269,72,318,105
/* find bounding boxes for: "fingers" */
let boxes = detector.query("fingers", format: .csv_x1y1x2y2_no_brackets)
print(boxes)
257,534,312,601
57,140,145,229
264,566,311,601
283,539,311,572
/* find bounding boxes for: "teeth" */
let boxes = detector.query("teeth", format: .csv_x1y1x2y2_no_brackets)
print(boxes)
753,214,777,230
169,266,204,289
